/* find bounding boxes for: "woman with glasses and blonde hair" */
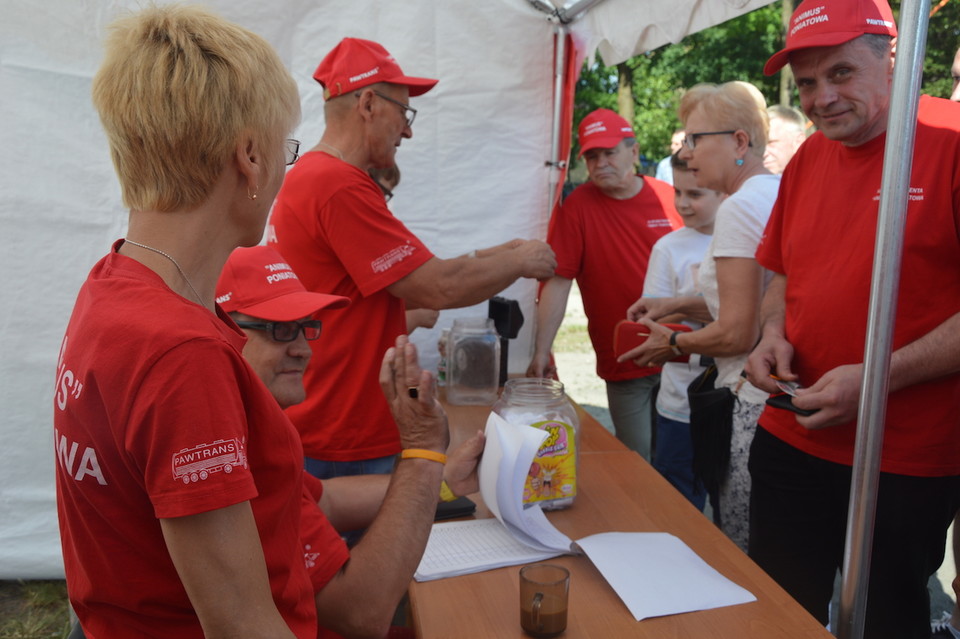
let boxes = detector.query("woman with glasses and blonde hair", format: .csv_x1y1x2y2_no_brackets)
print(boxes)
53,6,317,637
619,81,780,551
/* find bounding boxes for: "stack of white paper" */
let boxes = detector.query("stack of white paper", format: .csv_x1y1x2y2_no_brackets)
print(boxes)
413,413,757,621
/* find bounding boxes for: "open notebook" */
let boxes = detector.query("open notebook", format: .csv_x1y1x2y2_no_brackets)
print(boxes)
414,412,757,621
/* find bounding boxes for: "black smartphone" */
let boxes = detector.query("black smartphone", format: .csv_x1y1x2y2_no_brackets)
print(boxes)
434,495,477,521
766,392,820,417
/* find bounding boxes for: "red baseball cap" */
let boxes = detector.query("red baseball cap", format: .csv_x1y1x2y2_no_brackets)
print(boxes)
764,0,897,75
313,37,438,100
216,246,349,321
578,108,635,156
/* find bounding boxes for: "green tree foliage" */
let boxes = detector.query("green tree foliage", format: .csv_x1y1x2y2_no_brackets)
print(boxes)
574,0,960,167
913,1,960,98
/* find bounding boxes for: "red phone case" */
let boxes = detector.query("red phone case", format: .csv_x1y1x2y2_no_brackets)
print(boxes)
613,320,692,363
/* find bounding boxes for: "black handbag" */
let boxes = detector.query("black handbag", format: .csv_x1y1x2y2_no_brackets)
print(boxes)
686,364,735,498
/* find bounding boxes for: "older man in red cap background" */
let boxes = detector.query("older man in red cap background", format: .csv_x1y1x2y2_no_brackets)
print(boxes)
216,245,484,639
745,0,960,636
526,108,680,461
268,38,556,482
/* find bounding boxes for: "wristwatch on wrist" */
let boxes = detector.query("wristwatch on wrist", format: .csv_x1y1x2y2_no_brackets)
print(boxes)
669,331,684,357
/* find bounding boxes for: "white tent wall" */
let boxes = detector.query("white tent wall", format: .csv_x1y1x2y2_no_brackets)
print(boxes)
0,0,774,579
1,0,555,579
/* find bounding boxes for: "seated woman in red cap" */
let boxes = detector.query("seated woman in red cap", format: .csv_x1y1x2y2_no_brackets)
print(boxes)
216,245,484,639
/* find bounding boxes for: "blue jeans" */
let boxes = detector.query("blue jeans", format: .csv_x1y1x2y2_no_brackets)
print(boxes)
606,375,659,461
652,414,706,510
304,454,397,480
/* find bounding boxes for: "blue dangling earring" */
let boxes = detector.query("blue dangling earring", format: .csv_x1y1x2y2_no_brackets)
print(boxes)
735,158,744,166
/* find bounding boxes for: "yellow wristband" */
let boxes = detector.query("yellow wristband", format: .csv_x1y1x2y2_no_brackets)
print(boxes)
401,448,448,465
439,480,457,502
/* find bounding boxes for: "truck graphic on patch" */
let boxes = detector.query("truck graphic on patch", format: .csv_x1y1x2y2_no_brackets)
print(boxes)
172,438,247,484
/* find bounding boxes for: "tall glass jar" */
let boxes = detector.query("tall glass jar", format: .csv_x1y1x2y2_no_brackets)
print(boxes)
446,318,500,405
492,378,580,510
436,328,451,387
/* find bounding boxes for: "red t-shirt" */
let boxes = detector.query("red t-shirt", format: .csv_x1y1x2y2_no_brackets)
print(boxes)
549,176,681,380
299,473,350,639
268,152,433,460
755,95,960,476
54,244,316,637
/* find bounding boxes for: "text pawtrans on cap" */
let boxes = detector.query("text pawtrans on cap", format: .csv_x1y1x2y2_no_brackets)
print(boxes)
313,37,438,100
764,0,897,75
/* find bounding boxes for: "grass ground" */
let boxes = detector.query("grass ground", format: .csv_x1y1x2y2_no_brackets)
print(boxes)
0,581,70,639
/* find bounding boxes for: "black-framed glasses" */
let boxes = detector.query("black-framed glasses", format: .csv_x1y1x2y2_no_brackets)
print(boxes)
235,319,321,342
376,181,394,202
681,130,736,151
285,139,301,166
367,90,417,128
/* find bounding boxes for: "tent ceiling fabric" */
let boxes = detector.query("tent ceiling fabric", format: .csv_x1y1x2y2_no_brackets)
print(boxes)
3,0,776,580
553,0,777,66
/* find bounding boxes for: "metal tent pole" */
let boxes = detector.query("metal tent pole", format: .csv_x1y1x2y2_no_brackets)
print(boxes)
556,0,607,22
547,23,568,210
836,1,930,637
526,0,609,211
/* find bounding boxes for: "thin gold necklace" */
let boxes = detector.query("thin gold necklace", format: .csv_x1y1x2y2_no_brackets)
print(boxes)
316,141,344,160
123,239,205,306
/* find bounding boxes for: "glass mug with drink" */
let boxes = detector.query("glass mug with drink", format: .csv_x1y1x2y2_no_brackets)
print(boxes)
519,563,569,637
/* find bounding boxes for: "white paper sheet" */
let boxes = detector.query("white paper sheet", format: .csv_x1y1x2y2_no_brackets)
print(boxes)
576,532,757,621
414,518,562,582
418,417,758,623
415,413,574,580
481,413,573,553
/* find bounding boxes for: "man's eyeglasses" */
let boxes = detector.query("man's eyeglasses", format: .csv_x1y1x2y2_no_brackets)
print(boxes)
376,181,394,202
681,130,736,151
235,319,321,342
365,90,417,128
285,139,301,166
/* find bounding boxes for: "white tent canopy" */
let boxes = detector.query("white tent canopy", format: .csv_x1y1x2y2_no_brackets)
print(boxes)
0,0,770,579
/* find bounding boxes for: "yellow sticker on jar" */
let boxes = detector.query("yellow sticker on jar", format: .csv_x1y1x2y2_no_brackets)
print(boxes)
523,420,577,505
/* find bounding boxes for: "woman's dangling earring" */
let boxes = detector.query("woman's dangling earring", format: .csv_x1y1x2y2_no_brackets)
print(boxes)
735,158,744,166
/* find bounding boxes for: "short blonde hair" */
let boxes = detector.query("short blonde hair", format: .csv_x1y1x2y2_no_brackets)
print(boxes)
92,4,300,211
678,81,769,157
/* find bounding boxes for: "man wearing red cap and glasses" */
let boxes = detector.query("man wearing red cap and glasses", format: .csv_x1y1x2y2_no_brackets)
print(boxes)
744,1,960,635
268,38,555,482
527,108,680,461
216,246,484,639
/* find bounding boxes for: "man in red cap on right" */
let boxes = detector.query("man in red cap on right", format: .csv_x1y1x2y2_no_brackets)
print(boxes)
745,1,960,636
526,108,680,460
268,38,556,483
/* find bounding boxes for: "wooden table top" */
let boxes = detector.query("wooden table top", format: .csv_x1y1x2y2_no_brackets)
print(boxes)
409,393,831,638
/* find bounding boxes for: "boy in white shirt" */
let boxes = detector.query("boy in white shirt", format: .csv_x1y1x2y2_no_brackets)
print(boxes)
639,153,724,508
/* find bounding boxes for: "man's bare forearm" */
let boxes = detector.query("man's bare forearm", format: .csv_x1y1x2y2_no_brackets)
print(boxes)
314,457,443,639
758,273,787,337
889,311,960,392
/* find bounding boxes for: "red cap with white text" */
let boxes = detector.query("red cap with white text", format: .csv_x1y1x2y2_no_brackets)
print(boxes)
313,37,438,100
216,246,349,321
577,108,635,157
764,0,897,75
